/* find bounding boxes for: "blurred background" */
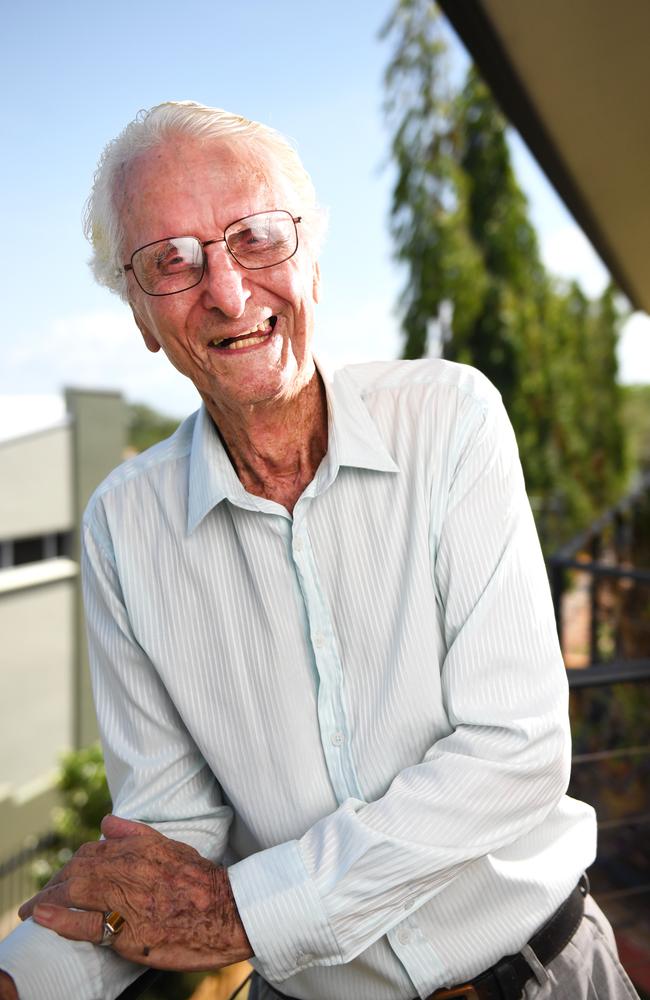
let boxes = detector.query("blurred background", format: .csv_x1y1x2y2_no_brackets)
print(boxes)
1,1,648,997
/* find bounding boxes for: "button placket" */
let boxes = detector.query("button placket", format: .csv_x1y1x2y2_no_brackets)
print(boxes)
290,510,363,803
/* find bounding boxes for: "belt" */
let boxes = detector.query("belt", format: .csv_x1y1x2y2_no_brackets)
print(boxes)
427,875,588,1000
256,876,588,1000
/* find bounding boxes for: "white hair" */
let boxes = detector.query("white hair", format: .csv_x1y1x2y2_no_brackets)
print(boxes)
83,100,328,300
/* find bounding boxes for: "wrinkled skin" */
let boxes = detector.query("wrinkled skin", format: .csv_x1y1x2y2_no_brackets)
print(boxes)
17,815,252,973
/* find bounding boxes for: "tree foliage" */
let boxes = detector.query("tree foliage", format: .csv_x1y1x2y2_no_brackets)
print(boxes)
31,743,111,889
382,0,629,547
622,384,650,475
128,403,181,453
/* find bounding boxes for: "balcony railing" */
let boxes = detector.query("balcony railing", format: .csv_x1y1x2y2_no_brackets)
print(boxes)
548,473,650,994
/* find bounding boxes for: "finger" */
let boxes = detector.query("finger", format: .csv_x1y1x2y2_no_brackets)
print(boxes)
24,876,106,916
33,903,106,945
101,814,158,840
18,855,103,920
19,884,66,921
18,895,38,920
19,861,74,918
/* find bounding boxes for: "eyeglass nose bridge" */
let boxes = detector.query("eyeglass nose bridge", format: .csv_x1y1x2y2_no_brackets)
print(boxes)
201,236,226,254
199,235,246,280
199,236,249,276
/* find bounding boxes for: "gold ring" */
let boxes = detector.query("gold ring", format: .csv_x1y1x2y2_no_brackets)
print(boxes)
99,909,126,947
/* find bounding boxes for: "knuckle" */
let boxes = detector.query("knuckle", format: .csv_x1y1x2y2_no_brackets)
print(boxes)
75,841,97,859
67,876,85,906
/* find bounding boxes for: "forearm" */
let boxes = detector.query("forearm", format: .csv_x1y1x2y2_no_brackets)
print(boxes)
0,971,17,1000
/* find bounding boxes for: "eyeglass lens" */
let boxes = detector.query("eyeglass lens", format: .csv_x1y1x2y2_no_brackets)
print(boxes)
131,210,298,295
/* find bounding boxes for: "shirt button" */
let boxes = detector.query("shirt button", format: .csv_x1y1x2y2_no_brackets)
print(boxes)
396,927,411,946
313,632,325,648
331,731,345,747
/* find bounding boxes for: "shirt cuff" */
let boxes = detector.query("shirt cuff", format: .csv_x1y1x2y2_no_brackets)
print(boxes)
228,840,341,983
0,918,146,1000
0,919,103,1000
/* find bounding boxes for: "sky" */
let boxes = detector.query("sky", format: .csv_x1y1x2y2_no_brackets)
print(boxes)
1,0,648,435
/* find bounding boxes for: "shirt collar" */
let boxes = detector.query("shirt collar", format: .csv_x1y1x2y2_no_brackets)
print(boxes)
187,357,399,533
320,359,399,475
187,407,257,533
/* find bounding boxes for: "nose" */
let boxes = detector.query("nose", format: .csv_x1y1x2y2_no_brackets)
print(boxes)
200,242,250,318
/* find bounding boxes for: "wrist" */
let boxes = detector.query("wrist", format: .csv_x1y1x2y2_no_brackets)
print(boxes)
213,866,253,963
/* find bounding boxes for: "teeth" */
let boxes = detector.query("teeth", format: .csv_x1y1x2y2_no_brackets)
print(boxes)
210,319,272,348
224,334,268,351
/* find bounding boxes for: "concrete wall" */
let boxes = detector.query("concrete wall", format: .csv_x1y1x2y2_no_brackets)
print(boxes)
0,425,72,539
0,564,76,793
65,389,126,749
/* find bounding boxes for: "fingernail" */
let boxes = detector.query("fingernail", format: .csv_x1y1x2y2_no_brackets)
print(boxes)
34,905,54,924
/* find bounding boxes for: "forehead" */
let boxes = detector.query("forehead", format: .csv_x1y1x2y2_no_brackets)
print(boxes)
118,135,298,248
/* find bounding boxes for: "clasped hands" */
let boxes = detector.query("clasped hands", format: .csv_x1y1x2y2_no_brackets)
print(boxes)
17,814,252,971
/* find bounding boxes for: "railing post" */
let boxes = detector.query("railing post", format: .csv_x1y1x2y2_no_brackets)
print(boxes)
549,557,564,650
589,533,601,664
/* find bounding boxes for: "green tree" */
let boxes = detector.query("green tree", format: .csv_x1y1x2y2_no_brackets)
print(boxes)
622,384,650,475
128,403,181,453
586,285,628,508
453,66,555,507
32,743,111,889
381,0,486,360
382,0,629,547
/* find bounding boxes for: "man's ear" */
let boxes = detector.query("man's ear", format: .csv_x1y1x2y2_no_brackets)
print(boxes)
312,261,321,304
131,306,161,353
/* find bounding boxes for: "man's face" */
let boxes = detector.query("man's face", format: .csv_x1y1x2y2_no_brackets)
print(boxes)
120,136,321,415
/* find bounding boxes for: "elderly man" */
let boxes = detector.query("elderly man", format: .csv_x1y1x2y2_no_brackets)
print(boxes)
0,102,638,1000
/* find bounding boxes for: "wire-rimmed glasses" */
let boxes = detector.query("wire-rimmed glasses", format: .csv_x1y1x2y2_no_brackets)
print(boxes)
123,210,302,296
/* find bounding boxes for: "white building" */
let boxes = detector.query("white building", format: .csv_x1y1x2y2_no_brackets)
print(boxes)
0,390,125,857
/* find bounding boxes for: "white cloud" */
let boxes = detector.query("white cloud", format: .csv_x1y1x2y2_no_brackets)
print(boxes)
618,312,650,385
540,223,610,298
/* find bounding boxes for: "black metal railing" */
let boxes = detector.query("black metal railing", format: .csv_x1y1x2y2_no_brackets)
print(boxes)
548,472,650,681
548,475,650,993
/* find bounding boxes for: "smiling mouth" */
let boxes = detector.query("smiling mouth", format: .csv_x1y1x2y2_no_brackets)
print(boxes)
210,316,278,351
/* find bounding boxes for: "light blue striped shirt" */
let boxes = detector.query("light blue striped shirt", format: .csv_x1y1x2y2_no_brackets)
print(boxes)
0,359,596,1000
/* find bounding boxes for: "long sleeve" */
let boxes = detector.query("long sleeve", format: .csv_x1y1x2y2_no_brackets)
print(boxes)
228,384,572,983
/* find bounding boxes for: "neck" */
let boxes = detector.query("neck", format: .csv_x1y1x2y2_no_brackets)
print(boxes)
203,369,328,514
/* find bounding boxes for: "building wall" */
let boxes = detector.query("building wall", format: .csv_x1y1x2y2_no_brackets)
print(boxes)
0,566,76,794
0,425,72,539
